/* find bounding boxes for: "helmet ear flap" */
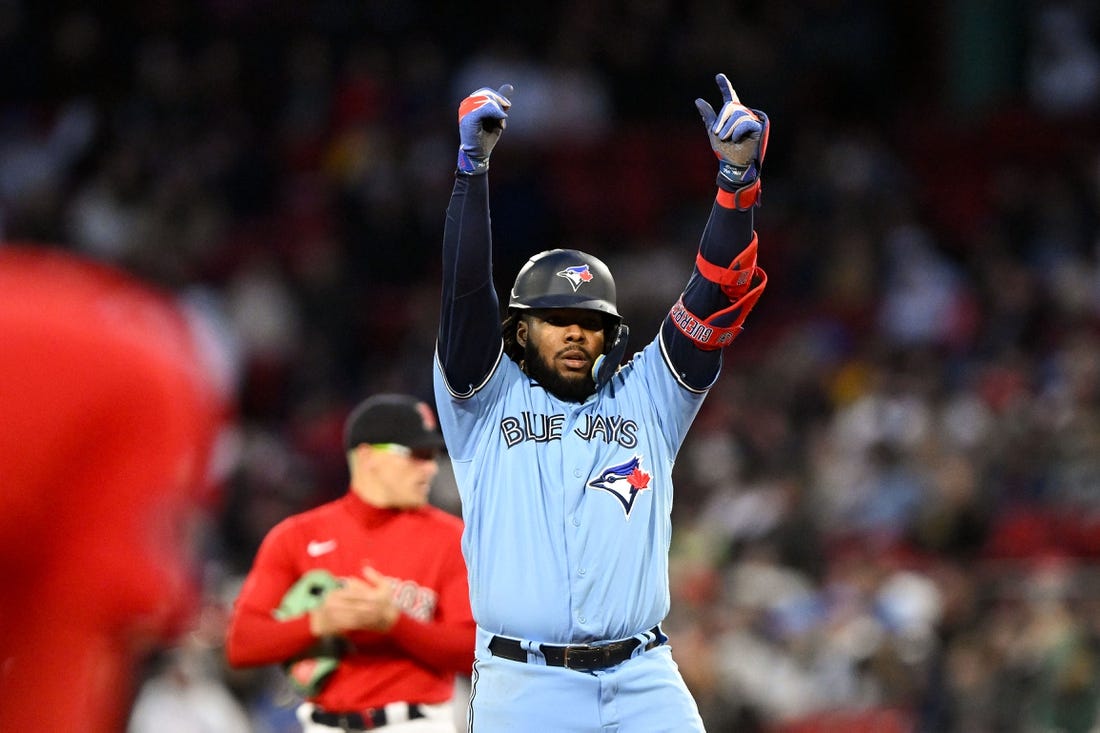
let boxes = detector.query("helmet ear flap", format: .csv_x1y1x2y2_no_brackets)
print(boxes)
592,323,629,388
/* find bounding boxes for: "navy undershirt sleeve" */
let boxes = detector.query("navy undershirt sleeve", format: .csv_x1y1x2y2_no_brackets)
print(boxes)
437,174,503,394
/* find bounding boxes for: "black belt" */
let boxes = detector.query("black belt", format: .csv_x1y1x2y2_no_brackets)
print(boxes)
488,626,664,671
311,703,425,730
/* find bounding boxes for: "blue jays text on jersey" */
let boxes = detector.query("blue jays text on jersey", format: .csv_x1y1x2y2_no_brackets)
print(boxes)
498,411,639,448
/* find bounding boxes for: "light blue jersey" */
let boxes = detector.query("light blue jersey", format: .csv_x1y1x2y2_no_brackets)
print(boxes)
435,334,705,644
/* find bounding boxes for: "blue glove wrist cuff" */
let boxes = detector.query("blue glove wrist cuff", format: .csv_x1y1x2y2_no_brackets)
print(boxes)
457,149,489,175
717,161,757,190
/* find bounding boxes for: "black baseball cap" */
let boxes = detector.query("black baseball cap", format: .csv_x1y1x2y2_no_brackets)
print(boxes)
343,394,446,452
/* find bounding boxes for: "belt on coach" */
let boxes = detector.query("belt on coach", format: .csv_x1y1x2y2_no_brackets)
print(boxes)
311,702,425,730
488,626,664,671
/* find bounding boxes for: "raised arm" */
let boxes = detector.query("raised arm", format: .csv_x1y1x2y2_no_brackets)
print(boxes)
436,84,514,397
661,73,770,391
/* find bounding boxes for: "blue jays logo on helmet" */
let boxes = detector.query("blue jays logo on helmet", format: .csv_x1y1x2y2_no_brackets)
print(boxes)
556,265,594,292
587,455,651,517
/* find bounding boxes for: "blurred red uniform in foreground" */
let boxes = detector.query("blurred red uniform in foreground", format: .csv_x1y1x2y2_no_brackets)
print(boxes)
0,246,231,732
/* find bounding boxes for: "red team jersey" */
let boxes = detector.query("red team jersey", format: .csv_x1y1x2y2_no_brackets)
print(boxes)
226,491,475,709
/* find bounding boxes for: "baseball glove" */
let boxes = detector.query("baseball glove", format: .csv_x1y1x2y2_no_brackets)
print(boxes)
275,569,344,697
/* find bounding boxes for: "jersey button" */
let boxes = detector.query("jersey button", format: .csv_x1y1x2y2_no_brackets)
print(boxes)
573,469,582,477
578,568,587,575
572,517,581,526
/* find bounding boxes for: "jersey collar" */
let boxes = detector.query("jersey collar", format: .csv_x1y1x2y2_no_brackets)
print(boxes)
341,490,404,528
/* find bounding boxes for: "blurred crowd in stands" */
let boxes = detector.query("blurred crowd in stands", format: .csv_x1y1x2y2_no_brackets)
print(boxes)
5,1,1100,731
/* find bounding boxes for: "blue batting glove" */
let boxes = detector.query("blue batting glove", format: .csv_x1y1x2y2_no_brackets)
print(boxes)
695,73,769,192
457,84,513,175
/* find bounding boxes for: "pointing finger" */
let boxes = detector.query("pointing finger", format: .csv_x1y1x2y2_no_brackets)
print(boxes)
715,73,739,105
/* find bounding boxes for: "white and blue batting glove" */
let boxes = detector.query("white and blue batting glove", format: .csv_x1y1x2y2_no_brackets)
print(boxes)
457,84,513,175
695,73,769,191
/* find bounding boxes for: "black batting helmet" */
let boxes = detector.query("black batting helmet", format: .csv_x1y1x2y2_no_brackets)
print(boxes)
507,248,620,322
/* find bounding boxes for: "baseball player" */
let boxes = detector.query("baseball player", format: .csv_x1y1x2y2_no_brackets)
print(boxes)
0,247,229,732
226,394,475,732
433,74,769,731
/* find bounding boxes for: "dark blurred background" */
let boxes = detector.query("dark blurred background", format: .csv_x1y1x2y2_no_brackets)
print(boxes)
6,1,1100,731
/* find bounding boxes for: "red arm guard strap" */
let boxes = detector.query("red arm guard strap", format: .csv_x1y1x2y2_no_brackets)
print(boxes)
669,234,768,350
716,179,761,211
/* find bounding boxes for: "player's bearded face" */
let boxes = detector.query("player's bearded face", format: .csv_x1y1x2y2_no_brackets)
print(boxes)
520,310,605,402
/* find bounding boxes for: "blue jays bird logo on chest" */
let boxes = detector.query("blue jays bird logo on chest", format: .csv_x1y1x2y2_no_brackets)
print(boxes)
587,455,651,517
556,265,594,291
